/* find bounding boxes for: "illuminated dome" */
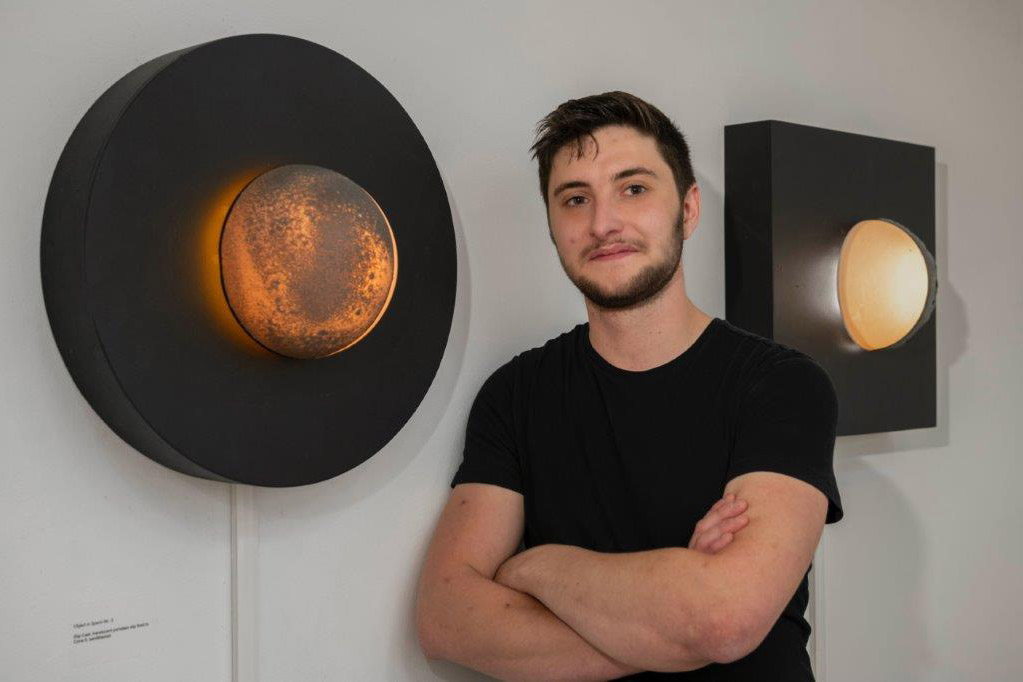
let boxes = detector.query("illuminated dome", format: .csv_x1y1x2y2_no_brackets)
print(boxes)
837,218,936,351
220,164,397,359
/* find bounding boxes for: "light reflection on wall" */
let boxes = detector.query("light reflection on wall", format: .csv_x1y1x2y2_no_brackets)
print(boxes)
220,164,397,359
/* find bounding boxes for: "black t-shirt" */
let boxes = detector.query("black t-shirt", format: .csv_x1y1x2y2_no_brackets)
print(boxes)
450,316,843,680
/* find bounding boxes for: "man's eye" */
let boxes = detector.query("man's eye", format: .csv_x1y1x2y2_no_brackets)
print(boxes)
625,184,647,195
565,196,586,206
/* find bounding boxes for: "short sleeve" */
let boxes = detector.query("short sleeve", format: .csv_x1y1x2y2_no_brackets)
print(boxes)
450,359,523,494
727,355,844,524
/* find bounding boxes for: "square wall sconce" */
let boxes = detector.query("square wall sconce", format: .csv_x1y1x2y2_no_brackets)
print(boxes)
724,120,936,436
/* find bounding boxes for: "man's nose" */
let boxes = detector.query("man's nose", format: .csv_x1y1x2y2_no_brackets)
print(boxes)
588,196,624,241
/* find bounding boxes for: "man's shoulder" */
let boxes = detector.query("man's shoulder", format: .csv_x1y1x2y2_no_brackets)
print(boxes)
477,322,587,390
709,318,829,389
502,322,586,369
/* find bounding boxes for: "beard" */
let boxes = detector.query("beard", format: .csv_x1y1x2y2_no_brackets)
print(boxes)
560,208,685,310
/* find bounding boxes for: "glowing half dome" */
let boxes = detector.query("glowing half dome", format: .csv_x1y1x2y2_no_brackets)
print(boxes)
837,218,936,351
220,164,397,359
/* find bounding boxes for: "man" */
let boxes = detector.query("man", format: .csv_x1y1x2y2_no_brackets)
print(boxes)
416,91,843,680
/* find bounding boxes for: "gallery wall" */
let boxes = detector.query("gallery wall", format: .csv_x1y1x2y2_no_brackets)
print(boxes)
2,1,1020,680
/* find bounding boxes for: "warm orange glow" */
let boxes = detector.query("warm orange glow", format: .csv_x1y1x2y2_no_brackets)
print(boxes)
219,164,397,359
198,169,273,358
837,219,935,351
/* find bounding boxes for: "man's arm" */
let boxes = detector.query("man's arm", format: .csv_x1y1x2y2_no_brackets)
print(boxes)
416,482,645,681
495,471,829,670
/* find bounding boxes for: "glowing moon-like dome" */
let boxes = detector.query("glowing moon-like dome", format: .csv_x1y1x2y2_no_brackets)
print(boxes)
837,218,936,351
220,164,397,359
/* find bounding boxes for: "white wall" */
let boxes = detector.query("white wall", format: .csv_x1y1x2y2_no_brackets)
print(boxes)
2,1,1020,680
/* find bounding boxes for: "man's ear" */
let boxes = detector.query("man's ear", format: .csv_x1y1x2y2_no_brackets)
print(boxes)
682,183,701,240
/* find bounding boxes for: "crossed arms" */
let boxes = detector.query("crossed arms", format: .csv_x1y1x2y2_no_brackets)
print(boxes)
415,471,829,681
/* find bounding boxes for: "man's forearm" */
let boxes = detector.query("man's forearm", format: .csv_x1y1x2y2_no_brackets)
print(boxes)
419,564,645,681
497,544,720,673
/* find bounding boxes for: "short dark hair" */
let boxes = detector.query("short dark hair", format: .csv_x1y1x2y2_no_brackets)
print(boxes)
529,90,696,210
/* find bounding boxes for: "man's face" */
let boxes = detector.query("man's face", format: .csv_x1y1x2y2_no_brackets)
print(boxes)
545,124,699,310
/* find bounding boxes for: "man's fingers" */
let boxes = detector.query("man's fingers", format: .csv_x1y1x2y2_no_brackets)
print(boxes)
697,514,747,547
694,498,747,533
708,532,733,553
690,511,749,552
704,497,746,523
689,496,749,552
695,526,724,551
702,494,734,520
724,498,747,516
720,514,749,534
708,493,735,513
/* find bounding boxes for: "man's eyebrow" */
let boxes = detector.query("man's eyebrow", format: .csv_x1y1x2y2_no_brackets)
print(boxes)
551,166,659,197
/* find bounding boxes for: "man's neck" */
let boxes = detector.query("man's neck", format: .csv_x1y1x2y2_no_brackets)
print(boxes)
584,268,712,372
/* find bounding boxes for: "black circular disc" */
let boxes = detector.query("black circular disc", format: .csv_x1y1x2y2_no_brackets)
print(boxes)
40,34,456,486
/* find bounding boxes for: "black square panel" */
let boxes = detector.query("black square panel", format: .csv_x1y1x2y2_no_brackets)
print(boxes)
725,120,936,436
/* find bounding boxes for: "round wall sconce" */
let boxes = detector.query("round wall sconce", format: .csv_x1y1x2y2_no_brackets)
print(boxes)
837,218,937,351
40,34,456,486
220,164,398,359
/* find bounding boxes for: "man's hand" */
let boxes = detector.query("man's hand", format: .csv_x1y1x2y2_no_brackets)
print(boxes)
687,492,749,554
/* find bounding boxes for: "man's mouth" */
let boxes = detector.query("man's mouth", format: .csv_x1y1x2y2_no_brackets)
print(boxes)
589,244,638,261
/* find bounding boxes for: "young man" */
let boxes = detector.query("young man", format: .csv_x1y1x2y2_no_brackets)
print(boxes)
416,91,843,680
